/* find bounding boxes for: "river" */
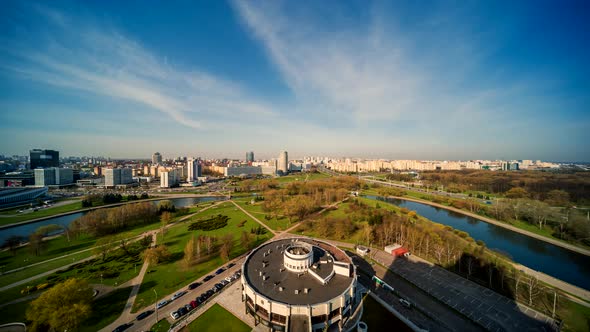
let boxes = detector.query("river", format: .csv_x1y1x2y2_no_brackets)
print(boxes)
0,196,224,243
367,196,590,291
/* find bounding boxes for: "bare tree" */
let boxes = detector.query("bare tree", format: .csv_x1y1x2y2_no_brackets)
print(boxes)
466,256,475,280
527,275,541,306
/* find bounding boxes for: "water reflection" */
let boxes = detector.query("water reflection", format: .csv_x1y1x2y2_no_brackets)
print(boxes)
0,196,224,243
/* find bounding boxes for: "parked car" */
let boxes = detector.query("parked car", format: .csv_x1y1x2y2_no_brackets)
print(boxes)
188,282,201,290
136,310,154,321
171,291,187,301
204,275,214,282
178,307,189,316
220,279,229,286
215,268,225,275
190,300,198,308
184,304,193,312
113,323,133,332
205,289,214,297
156,300,169,309
399,298,412,308
170,311,180,320
227,263,235,268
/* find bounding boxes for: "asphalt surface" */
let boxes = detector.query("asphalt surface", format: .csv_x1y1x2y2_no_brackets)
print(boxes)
372,249,559,332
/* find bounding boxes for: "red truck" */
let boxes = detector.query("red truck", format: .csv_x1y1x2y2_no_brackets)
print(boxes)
384,244,411,257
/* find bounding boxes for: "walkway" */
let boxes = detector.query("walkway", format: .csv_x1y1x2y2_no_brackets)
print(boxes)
102,232,157,332
230,200,276,235
387,195,590,257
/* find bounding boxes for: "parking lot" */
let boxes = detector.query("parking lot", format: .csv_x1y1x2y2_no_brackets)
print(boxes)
373,250,558,332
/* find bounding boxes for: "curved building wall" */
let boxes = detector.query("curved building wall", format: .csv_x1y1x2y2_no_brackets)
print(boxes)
241,238,360,332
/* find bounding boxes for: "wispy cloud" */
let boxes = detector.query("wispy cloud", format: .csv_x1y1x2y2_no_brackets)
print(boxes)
231,1,552,132
1,5,276,130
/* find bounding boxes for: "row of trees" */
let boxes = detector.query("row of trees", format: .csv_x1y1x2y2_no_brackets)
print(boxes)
417,170,590,204
303,198,560,317
81,192,150,207
69,202,159,237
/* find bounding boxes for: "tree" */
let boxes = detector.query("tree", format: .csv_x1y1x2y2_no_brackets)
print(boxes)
142,245,172,265
526,275,540,306
240,231,252,250
160,211,173,239
219,234,234,262
158,200,176,213
26,278,93,332
2,235,24,256
183,235,196,268
29,232,44,256
505,187,529,199
545,190,571,207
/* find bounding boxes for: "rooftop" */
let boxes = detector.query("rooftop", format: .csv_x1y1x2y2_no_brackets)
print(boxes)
243,238,355,305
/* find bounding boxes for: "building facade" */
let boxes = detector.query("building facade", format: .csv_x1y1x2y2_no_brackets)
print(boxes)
104,168,133,187
241,238,362,332
30,149,59,169
187,158,201,182
247,151,255,163
152,152,162,165
34,168,74,186
160,169,180,188
278,151,289,174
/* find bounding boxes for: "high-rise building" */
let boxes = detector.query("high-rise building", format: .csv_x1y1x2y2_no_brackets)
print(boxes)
30,149,59,169
104,168,133,187
278,150,289,174
34,168,73,186
152,152,162,165
161,169,180,188
246,151,254,163
187,158,201,182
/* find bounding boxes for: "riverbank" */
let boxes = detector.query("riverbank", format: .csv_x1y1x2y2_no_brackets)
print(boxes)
385,195,590,257
0,194,226,230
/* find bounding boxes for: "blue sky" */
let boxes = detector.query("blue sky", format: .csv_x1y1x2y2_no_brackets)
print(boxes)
0,1,588,161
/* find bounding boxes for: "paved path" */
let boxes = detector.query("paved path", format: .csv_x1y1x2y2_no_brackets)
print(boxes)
386,195,590,257
230,200,277,235
102,232,157,332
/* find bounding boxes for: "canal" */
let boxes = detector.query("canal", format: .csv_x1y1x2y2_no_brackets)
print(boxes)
0,196,224,244
368,196,590,291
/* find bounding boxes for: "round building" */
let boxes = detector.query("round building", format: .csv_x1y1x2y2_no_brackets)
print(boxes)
241,238,362,332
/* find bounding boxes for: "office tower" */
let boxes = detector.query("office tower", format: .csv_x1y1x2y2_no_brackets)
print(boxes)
34,168,73,186
187,158,201,182
30,149,59,169
278,150,289,173
246,151,254,163
105,168,133,187
152,152,162,165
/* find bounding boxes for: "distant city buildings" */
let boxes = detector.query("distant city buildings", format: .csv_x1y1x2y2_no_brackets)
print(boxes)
246,151,254,163
187,158,201,182
152,152,162,165
30,149,59,169
34,167,73,186
104,168,133,187
161,169,180,188
278,150,289,174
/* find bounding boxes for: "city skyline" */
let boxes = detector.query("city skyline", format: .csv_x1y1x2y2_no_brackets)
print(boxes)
1,1,589,161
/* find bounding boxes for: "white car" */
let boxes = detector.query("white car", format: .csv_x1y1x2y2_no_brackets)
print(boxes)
156,300,169,309
170,311,180,320
171,291,187,301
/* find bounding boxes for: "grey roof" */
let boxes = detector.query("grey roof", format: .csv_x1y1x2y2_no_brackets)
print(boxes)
243,238,355,305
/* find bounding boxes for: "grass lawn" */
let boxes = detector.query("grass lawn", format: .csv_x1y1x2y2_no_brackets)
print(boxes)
0,201,83,226
151,318,172,332
183,303,250,332
559,298,590,332
232,199,290,231
132,202,271,312
0,299,30,325
81,287,133,332
274,172,331,185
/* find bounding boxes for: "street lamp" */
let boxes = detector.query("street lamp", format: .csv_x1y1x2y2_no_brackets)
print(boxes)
153,289,159,324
